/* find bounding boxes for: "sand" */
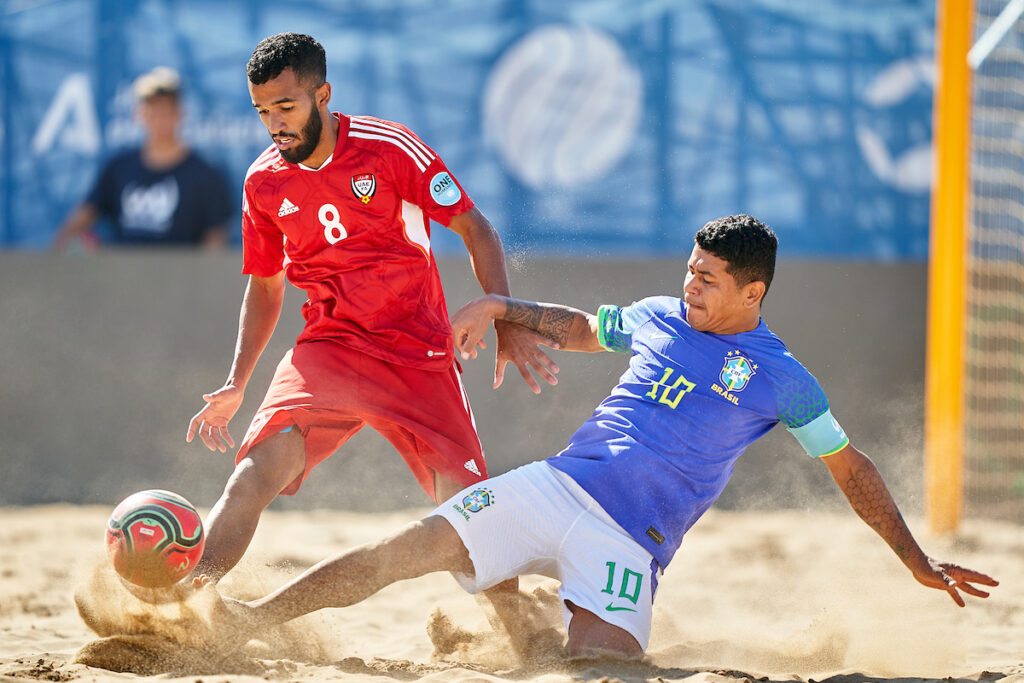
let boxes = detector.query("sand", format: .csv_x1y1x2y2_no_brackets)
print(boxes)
1,503,1021,683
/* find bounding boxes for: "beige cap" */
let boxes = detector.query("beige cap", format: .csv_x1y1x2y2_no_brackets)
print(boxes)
132,66,181,101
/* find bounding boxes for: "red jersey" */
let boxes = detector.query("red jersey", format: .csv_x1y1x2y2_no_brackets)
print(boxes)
242,113,475,370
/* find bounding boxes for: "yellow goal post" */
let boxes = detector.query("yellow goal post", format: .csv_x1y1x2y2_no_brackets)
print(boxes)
926,0,1024,533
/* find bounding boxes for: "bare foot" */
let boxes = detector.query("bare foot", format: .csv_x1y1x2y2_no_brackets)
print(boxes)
206,589,264,640
191,573,213,589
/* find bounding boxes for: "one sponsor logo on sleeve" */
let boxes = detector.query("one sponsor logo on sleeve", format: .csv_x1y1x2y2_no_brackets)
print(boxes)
429,171,461,206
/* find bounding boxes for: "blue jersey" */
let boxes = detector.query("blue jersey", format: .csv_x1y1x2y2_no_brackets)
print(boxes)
547,296,848,570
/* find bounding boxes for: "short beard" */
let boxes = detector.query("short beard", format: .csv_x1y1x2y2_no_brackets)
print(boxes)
278,107,323,164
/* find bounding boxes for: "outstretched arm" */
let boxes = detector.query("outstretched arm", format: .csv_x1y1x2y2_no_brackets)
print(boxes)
452,294,604,360
822,443,998,606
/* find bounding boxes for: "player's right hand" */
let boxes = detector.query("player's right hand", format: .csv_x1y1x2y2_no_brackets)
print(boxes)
451,295,499,360
186,384,243,452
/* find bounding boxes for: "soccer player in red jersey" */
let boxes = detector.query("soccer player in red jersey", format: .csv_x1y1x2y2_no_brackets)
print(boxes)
185,33,557,595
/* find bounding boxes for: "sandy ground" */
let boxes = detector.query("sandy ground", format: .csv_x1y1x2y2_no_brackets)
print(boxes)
1,503,1021,683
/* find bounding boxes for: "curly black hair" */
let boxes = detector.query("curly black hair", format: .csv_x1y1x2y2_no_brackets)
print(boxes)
694,214,777,295
247,32,326,89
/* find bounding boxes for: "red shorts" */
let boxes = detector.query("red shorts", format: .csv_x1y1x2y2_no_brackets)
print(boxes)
237,340,487,499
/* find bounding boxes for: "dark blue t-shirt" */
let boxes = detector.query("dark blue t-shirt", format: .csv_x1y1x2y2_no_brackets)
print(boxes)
87,149,233,245
547,296,849,570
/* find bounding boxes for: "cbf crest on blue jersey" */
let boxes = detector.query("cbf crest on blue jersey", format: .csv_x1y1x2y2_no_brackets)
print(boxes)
462,488,493,512
720,351,757,392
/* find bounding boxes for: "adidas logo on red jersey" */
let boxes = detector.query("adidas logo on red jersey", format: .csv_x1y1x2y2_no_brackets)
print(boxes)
278,198,299,217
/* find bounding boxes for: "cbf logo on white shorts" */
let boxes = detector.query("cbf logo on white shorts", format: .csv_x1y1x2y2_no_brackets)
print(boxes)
449,488,493,520
462,488,493,512
430,172,461,206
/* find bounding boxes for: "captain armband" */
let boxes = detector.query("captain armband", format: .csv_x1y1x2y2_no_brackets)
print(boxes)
597,305,632,353
787,408,849,458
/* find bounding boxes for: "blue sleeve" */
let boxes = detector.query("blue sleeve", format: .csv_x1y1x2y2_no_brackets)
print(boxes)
597,301,657,353
776,371,849,457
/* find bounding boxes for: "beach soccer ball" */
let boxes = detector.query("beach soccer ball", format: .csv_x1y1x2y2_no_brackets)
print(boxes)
105,489,205,588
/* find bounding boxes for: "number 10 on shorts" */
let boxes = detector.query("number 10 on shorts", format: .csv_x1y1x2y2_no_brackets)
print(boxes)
602,561,643,607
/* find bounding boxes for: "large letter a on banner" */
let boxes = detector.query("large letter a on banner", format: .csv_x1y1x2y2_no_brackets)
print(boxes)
32,73,101,156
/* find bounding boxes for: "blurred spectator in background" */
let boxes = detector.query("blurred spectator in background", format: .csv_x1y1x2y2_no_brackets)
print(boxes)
53,67,233,250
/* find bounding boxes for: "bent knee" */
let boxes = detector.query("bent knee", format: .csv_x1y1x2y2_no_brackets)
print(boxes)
418,516,474,576
565,601,643,660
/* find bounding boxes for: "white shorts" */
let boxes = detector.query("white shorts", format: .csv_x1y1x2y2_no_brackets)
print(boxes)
429,460,660,650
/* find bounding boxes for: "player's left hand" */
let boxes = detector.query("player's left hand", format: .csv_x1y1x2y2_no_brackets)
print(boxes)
912,557,998,607
494,320,559,394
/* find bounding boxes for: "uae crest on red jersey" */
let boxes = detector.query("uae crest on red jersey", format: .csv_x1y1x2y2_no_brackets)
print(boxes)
351,173,376,204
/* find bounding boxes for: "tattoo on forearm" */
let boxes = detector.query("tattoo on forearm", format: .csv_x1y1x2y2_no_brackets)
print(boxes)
503,300,543,330
844,460,911,558
503,299,576,346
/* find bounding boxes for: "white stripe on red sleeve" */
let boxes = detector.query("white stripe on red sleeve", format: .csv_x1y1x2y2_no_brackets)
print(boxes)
349,117,435,171
350,117,435,161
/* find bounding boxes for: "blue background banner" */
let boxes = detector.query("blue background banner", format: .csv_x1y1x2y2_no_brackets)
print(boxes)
1,0,935,258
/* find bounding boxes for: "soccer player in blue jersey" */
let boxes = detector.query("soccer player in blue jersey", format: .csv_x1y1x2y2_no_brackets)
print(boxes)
213,214,997,659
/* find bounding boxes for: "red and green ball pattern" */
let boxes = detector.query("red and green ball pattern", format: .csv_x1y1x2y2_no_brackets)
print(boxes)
105,489,205,588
